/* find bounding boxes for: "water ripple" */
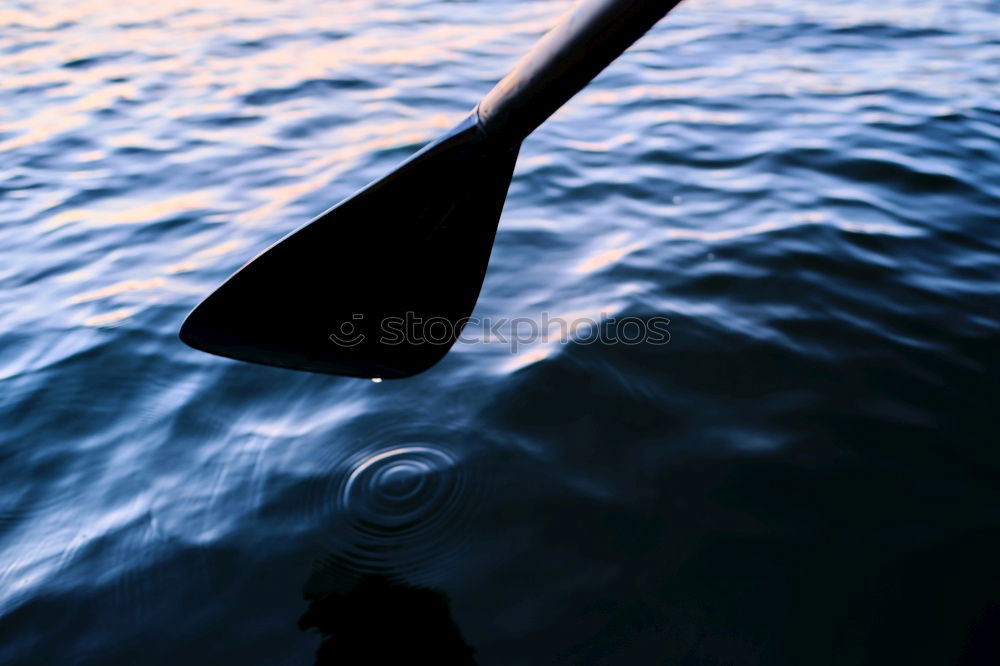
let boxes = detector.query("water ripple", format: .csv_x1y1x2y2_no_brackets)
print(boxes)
2,0,1000,663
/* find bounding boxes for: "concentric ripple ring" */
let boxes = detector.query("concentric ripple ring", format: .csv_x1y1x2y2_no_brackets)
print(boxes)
338,446,467,555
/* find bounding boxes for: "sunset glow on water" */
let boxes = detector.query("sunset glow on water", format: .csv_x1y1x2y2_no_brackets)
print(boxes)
2,1,999,663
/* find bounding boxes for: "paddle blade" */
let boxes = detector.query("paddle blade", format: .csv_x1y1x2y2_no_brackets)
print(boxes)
180,114,520,379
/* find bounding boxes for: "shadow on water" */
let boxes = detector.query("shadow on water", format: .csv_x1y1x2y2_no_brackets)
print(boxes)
454,310,1000,665
287,437,483,664
298,566,476,665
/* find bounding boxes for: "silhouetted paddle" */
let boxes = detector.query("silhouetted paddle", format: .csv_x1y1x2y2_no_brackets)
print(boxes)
180,0,685,378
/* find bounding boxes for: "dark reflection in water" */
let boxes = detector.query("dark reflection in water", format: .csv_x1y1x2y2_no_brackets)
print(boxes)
295,442,479,664
3,0,1000,664
299,568,476,665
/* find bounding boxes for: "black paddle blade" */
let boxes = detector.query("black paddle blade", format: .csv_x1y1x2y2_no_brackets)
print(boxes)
180,114,520,379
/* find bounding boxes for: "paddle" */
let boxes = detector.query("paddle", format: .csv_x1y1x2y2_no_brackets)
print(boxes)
180,0,686,379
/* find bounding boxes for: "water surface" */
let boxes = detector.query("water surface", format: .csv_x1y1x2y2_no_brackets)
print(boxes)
2,0,1000,663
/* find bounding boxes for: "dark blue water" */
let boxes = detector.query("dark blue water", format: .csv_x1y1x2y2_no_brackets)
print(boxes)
2,0,1000,663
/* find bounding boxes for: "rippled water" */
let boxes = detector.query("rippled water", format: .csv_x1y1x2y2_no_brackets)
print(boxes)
3,0,1000,663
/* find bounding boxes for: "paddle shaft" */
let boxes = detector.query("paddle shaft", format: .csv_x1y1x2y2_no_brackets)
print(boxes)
477,0,685,142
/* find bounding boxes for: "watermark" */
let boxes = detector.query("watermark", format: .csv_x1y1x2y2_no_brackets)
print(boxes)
329,312,670,353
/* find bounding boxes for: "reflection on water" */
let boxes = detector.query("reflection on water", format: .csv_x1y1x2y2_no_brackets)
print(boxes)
300,571,475,665
2,0,1000,664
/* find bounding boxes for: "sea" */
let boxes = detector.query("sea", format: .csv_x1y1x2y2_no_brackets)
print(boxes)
2,0,999,663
